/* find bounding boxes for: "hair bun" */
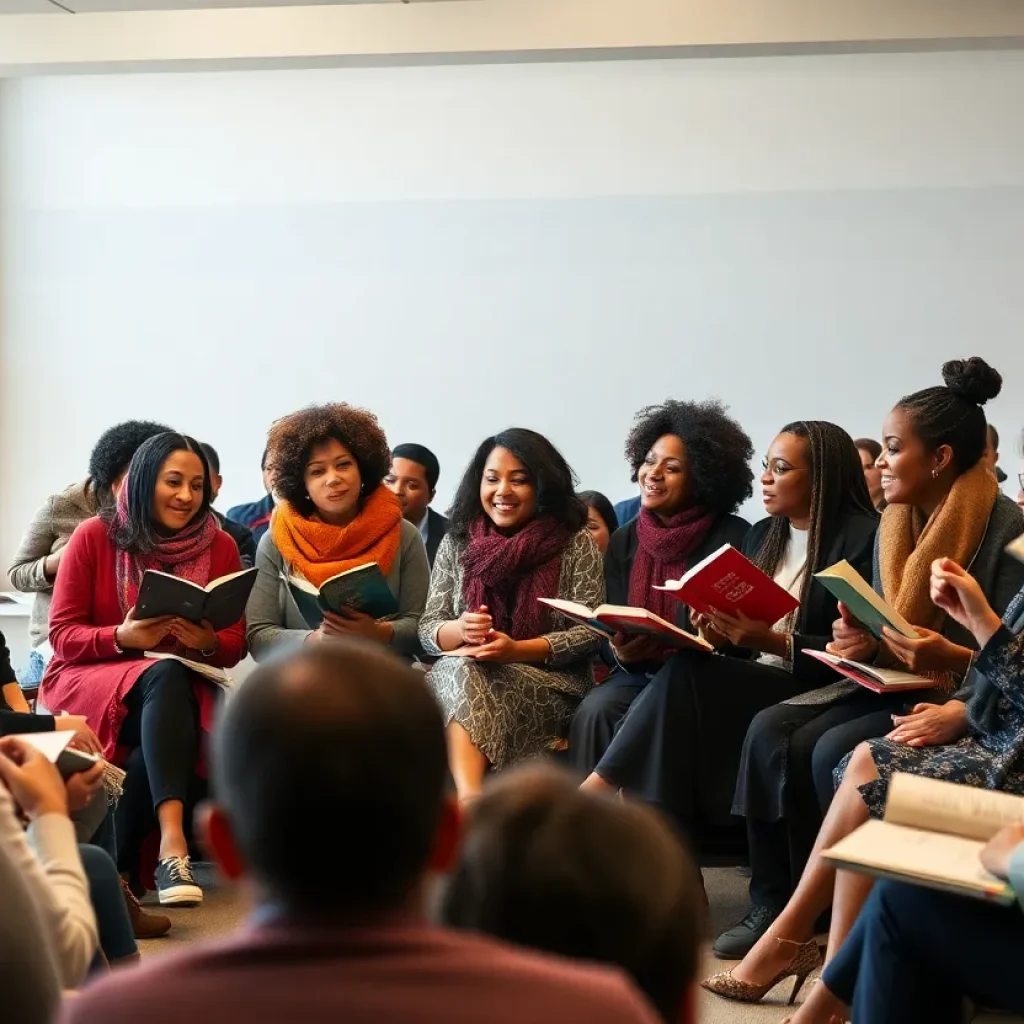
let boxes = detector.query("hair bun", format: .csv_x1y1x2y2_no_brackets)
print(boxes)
941,357,1002,406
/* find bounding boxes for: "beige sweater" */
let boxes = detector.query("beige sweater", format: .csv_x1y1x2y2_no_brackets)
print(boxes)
8,480,99,649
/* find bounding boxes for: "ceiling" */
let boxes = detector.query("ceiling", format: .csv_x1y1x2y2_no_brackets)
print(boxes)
0,0,449,13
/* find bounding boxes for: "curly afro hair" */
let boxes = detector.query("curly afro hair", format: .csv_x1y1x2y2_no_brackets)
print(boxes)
267,403,392,517
88,419,173,500
625,399,753,514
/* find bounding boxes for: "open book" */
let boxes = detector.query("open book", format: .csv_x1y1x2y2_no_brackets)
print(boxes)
13,731,126,798
653,544,799,625
813,560,916,640
136,568,256,632
823,774,1023,904
538,598,712,652
803,650,932,693
288,562,398,628
144,651,234,689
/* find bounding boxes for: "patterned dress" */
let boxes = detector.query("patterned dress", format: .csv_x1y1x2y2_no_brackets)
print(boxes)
840,624,1024,817
419,528,604,770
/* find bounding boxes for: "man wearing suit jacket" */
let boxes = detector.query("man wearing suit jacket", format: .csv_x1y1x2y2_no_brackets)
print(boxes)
386,444,449,567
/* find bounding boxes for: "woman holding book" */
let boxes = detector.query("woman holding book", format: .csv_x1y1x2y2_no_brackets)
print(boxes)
707,357,1024,1001
577,422,879,843
569,399,753,776
39,432,246,907
246,403,429,660
419,428,604,802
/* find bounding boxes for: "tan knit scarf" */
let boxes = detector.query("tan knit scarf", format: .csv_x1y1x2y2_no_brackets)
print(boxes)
877,462,997,684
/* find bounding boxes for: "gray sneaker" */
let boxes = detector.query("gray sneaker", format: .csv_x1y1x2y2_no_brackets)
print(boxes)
156,856,203,907
712,904,776,960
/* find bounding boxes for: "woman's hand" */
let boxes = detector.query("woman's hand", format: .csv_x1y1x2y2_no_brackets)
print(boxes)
981,824,1024,880
930,557,1003,648
168,617,218,654
320,609,393,645
701,607,782,654
115,607,176,651
882,626,970,674
691,613,729,650
472,631,521,663
610,632,664,664
458,606,493,646
54,715,104,755
0,737,68,819
886,701,969,747
826,603,879,662
64,761,105,813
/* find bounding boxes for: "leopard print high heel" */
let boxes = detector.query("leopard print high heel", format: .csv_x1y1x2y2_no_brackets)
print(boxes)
701,937,821,1004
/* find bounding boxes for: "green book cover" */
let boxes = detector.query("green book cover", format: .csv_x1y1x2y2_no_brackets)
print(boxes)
289,562,398,628
814,561,916,640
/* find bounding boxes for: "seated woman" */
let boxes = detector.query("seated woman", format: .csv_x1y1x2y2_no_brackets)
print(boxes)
39,432,246,908
707,556,1024,1009
441,764,702,1024
8,420,171,684
577,490,618,556
245,403,429,659
853,437,885,512
795,823,1024,1024
717,358,1024,960
569,400,753,776
578,422,879,848
419,428,604,802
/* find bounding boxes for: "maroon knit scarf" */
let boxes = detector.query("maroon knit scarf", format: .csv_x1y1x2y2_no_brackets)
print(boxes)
111,480,220,615
461,514,573,640
629,506,717,620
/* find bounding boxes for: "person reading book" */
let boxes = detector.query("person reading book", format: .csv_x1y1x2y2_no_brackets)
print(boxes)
568,399,753,778
577,423,878,854
245,403,429,660
738,560,1024,1022
717,357,1024,962
418,428,605,803
39,432,247,907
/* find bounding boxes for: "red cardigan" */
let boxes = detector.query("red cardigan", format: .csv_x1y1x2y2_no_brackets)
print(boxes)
40,516,246,760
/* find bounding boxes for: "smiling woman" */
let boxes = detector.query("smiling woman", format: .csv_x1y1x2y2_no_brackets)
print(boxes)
38,432,247,908
420,428,604,802
244,403,429,662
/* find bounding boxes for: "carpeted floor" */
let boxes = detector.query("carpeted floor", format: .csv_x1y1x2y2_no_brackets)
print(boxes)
138,864,811,1024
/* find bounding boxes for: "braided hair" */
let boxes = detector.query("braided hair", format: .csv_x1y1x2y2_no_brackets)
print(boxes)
750,421,876,616
895,357,1002,473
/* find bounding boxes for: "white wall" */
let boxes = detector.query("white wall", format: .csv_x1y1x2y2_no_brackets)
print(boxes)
2,50,1024,573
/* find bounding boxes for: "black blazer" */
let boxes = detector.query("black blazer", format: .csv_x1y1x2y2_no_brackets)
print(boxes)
740,510,879,686
603,512,751,670
424,508,450,568
214,509,256,570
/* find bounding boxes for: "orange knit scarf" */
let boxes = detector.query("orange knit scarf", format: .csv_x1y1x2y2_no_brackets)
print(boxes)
271,486,403,588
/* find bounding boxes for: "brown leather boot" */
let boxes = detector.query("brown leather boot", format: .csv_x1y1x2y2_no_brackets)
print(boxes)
120,876,172,939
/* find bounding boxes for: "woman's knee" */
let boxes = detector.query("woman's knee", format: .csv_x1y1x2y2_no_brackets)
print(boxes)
78,844,120,890
140,660,198,706
845,742,877,784
743,705,791,766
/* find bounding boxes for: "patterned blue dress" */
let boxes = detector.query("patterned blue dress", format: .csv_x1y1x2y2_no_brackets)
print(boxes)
838,619,1024,818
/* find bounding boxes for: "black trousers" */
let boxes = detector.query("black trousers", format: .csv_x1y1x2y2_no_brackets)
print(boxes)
825,881,1024,1023
736,690,909,912
591,652,807,834
568,670,650,777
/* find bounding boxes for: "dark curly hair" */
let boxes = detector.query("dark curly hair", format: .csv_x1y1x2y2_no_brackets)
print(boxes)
895,357,1002,474
104,432,212,554
448,428,587,543
267,404,391,518
625,399,753,514
88,419,172,503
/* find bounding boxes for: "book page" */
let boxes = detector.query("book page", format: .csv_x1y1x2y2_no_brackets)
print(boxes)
886,773,1024,841
11,730,74,761
824,819,1012,901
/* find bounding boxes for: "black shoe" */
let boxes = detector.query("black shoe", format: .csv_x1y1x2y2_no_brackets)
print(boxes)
712,904,777,960
156,856,203,907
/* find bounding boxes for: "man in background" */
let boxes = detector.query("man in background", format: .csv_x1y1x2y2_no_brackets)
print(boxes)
226,446,276,550
200,444,256,569
385,444,449,567
983,424,1008,484
61,643,661,1024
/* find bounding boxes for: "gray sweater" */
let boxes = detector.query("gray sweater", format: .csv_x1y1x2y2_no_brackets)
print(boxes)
8,479,99,649
246,518,429,661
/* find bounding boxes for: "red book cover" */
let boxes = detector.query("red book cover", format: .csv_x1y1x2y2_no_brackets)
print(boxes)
654,543,800,625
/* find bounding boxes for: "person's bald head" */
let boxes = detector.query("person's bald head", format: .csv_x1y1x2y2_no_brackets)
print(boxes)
208,641,450,916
